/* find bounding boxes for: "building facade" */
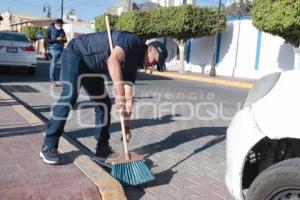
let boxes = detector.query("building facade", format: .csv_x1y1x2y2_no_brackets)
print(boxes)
150,0,196,7
0,12,45,31
164,16,297,79
1,11,93,36
107,0,196,15
108,0,132,15
0,11,94,55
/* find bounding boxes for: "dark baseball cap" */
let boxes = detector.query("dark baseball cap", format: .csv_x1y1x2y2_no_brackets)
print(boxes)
55,19,64,24
148,41,168,71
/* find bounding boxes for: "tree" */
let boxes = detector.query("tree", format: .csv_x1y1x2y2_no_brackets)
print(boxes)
115,11,156,40
149,5,226,72
252,0,300,69
95,11,154,40
0,15,3,21
95,5,226,73
94,14,118,32
22,26,47,42
225,0,253,17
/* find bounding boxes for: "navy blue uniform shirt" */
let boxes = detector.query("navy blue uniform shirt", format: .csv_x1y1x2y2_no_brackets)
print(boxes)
45,23,66,51
71,31,146,83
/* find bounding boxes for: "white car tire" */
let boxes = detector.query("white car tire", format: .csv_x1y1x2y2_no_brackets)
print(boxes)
247,158,300,200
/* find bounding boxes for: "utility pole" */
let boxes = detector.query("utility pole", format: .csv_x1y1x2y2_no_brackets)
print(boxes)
130,0,133,10
210,0,222,77
61,0,64,19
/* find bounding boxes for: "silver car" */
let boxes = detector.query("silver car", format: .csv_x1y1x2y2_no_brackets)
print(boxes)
0,31,37,75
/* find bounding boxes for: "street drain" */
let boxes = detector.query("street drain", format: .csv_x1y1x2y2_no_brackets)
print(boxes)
2,85,40,93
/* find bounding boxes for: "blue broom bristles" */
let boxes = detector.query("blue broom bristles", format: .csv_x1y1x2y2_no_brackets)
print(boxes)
111,160,154,186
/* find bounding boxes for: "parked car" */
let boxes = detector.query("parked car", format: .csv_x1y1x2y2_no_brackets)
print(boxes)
0,31,37,75
226,69,300,200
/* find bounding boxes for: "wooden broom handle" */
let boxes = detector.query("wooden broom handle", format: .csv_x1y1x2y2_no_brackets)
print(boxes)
120,112,129,157
105,16,130,159
105,16,114,53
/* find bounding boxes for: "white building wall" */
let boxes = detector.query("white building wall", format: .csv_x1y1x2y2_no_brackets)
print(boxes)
187,36,214,72
214,21,238,76
259,32,295,73
63,24,94,37
151,0,195,7
151,0,166,7
174,0,195,6
0,12,12,30
166,17,296,79
229,19,257,78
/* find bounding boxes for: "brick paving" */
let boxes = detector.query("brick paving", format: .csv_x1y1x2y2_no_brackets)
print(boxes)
68,73,246,200
0,63,248,200
0,95,101,200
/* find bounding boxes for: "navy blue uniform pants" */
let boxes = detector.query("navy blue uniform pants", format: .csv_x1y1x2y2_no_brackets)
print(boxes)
44,46,111,148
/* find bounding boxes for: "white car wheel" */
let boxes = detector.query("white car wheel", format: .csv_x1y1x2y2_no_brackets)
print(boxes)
247,158,300,200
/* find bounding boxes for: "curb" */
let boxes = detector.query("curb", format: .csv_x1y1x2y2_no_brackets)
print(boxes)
143,70,254,89
0,87,127,200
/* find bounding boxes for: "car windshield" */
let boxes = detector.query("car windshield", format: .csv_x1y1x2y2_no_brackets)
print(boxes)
0,33,29,42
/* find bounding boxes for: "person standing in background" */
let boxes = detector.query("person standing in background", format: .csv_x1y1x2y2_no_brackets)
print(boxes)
45,19,67,87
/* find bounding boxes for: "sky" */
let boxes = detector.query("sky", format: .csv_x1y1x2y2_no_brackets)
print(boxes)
0,0,228,22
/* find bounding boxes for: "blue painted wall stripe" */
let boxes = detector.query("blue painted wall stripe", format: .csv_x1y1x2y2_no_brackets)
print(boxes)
186,39,192,64
255,31,262,70
216,32,222,66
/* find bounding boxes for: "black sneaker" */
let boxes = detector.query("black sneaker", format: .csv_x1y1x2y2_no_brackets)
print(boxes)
95,142,114,158
40,145,62,165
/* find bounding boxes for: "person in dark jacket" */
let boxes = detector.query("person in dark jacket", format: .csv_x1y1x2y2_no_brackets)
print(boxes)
45,19,67,87
40,30,168,165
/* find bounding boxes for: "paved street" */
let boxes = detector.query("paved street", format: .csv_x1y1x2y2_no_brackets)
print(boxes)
0,60,248,200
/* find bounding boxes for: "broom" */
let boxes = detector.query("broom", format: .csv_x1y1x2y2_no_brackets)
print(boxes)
105,16,155,186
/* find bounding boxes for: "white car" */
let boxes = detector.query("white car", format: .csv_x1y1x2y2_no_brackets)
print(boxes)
0,31,37,75
226,69,300,200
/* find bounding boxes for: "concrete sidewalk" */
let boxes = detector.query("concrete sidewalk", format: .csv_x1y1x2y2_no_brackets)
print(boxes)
143,69,255,89
0,89,125,200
